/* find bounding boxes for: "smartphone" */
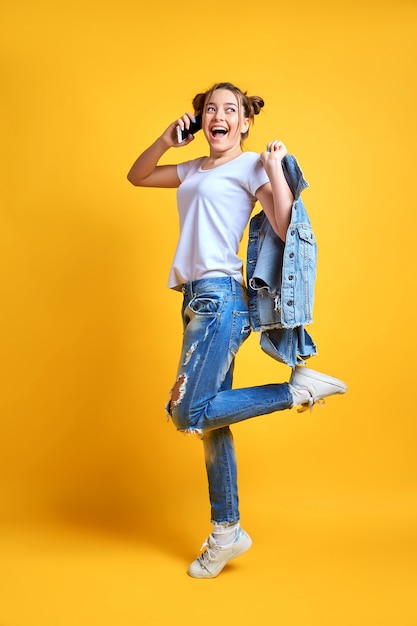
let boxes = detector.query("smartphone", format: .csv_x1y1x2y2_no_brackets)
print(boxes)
177,114,202,143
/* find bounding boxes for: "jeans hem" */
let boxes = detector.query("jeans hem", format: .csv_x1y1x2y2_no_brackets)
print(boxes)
210,517,240,525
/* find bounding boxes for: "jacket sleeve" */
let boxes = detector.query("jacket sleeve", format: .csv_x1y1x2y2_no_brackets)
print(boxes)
281,154,309,200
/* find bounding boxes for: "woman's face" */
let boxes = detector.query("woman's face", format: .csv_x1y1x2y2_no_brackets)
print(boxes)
202,88,249,152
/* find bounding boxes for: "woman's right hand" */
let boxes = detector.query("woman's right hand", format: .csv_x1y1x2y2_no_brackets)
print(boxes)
161,112,196,148
127,112,196,187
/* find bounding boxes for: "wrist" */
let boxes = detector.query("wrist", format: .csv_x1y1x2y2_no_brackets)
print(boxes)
157,134,171,150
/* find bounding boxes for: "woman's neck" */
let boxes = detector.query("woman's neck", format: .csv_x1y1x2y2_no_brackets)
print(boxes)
202,147,243,170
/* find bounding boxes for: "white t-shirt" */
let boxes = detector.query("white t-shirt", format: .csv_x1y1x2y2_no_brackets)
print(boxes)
168,151,269,290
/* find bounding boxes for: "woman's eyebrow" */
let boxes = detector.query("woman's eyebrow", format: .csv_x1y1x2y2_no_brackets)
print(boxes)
207,101,237,107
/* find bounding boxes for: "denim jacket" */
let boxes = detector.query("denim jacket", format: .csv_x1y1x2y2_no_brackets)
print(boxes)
246,154,318,367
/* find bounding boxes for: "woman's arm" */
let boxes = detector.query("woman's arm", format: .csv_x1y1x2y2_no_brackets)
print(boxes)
256,140,294,240
127,113,195,188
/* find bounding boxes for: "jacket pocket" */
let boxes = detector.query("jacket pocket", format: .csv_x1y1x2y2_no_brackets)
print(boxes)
297,226,316,262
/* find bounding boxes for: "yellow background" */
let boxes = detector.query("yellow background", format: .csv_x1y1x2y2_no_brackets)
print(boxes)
1,0,416,624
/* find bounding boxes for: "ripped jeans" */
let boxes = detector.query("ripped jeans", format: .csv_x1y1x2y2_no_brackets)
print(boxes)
167,277,293,524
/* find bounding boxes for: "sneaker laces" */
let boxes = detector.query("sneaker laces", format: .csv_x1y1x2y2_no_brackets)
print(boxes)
198,536,219,564
297,397,326,413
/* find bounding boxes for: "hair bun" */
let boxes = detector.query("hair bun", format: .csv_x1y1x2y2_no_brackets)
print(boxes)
249,95,265,116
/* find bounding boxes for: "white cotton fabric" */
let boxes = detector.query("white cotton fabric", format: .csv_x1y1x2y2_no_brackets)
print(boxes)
168,152,269,290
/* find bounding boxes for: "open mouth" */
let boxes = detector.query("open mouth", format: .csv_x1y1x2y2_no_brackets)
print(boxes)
210,126,228,138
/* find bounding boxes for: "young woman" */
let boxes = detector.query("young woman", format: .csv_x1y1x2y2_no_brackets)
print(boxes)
127,82,347,579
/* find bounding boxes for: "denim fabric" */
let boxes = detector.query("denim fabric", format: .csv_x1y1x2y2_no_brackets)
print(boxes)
167,276,293,524
246,154,318,366
247,216,316,328
247,154,317,329
259,325,317,369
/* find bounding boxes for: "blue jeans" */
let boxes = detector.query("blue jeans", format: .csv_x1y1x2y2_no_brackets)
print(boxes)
167,277,293,524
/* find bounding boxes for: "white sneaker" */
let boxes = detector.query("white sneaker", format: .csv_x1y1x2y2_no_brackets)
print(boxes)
290,366,347,412
188,528,252,579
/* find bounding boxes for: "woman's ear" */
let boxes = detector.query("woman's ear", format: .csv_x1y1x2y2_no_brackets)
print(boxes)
241,118,250,134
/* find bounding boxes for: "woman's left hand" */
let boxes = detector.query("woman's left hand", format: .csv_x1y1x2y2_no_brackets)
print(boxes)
260,140,287,171
257,139,293,238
